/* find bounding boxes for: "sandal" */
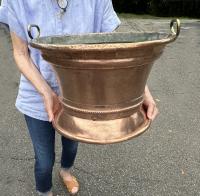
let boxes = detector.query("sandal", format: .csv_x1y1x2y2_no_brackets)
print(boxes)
59,172,79,195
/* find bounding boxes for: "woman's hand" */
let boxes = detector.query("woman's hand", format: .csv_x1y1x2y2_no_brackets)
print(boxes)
43,89,62,122
143,86,159,121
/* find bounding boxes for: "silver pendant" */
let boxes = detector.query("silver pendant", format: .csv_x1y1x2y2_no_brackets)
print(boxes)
57,0,68,12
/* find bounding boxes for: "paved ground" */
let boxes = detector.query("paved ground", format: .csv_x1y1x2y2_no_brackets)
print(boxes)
0,18,200,196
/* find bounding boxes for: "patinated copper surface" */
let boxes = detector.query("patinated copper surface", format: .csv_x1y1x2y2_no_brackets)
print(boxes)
28,19,180,144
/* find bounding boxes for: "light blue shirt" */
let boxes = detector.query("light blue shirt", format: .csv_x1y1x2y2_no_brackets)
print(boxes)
0,0,121,121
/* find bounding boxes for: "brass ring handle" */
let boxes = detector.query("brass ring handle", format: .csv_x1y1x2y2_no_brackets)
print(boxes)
27,24,40,40
170,19,181,38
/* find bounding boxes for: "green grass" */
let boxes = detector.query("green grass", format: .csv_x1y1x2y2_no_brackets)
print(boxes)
118,13,198,20
118,13,162,19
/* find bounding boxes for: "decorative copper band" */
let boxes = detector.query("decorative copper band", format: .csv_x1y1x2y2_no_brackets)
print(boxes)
62,101,142,115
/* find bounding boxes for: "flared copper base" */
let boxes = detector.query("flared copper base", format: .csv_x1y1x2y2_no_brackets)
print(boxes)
53,108,151,144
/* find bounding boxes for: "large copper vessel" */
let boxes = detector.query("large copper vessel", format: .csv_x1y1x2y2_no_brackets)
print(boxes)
28,19,180,144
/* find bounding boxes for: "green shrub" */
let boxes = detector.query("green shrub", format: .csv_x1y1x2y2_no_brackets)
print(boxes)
113,0,200,18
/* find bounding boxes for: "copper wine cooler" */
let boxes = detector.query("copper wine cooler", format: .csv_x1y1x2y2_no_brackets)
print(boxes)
28,19,181,144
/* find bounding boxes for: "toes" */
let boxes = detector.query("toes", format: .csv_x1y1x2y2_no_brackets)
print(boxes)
72,187,78,194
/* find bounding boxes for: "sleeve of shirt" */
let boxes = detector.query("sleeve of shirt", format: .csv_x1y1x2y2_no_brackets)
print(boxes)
101,0,121,33
0,0,8,25
0,0,27,41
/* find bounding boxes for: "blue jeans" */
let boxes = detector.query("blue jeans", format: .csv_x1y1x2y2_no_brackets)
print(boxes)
24,115,78,193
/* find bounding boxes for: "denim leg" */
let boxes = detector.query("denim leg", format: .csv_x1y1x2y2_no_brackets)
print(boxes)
61,136,78,169
24,115,55,193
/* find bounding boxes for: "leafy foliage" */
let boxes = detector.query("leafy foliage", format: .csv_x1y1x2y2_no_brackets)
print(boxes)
112,0,200,18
